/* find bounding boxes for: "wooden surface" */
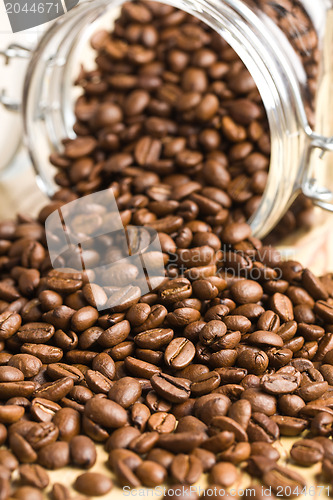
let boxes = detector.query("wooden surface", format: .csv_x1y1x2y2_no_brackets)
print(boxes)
1,153,333,499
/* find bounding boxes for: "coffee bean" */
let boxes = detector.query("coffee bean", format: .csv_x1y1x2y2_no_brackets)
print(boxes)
237,348,269,375
19,464,49,489
261,369,301,395
0,311,21,340
250,442,280,461
209,415,248,442
8,354,42,378
13,486,44,500
38,441,70,469
210,462,238,487
247,413,280,443
271,415,308,436
151,373,191,403
134,328,174,349
290,439,324,466
84,396,128,429
9,432,37,463
231,280,263,304
158,432,207,453
108,377,142,408
53,407,80,441
164,338,195,369
262,464,306,496
148,412,176,434
170,454,203,485
270,293,294,322
74,471,113,496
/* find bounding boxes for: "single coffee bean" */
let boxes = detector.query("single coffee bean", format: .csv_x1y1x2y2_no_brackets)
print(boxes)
151,373,191,403
12,486,44,500
37,441,70,469
19,464,49,489
74,472,113,496
250,442,280,461
164,337,195,369
247,412,280,443
170,454,203,485
271,415,308,437
210,462,238,487
136,460,167,487
290,439,324,466
148,412,176,434
108,377,142,408
52,407,80,441
84,396,128,429
262,464,306,496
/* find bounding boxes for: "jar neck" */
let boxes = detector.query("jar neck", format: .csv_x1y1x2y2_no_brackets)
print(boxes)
22,0,318,236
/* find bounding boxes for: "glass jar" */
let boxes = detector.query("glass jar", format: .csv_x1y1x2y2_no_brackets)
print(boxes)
4,0,333,238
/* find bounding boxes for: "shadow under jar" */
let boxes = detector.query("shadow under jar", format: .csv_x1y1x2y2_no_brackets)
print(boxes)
20,0,333,239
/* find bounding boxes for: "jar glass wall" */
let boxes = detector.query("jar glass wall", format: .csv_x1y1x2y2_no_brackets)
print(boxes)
22,0,333,239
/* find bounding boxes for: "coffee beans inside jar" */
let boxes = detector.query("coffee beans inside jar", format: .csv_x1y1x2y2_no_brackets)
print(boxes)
0,1,330,498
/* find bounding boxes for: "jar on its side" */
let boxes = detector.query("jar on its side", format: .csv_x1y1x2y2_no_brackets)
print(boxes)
17,0,333,238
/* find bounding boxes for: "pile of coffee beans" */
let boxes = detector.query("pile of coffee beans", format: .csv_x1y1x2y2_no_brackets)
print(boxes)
1,204,333,498
0,1,328,499
49,0,316,244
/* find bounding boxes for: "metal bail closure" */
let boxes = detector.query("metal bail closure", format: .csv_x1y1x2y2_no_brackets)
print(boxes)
0,43,32,113
302,132,333,212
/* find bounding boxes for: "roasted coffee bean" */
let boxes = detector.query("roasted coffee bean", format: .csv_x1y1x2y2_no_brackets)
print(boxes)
247,412,280,443
12,486,44,500
228,399,252,429
210,462,238,487
74,472,113,496
25,422,59,450
69,435,97,469
191,371,220,396
261,369,301,395
19,464,49,489
230,280,263,304
84,396,128,429
311,411,333,436
9,432,37,463
108,377,142,408
241,388,277,416
250,441,280,461
271,415,308,436
290,438,324,466
158,432,207,453
148,412,176,434
0,311,21,340
237,348,269,375
151,373,191,403
176,415,207,434
201,431,235,453
136,460,167,487
134,328,174,349
52,407,80,441
170,454,203,485
30,398,61,422
38,441,70,469
278,394,305,417
164,338,195,369
262,464,306,496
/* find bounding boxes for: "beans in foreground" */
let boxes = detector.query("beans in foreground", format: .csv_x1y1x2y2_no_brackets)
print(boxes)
0,1,331,499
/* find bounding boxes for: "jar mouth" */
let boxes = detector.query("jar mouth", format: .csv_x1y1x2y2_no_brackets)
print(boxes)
23,0,310,238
